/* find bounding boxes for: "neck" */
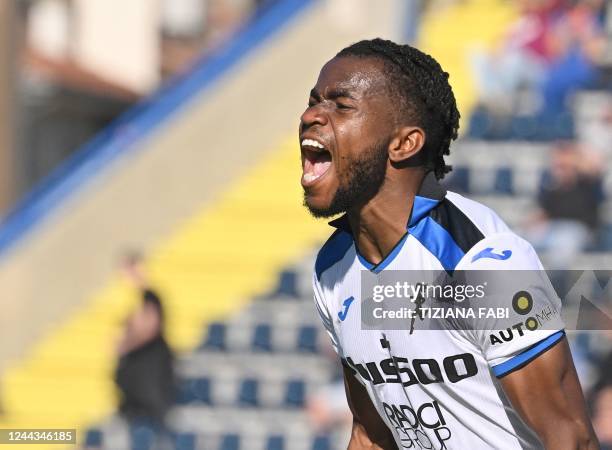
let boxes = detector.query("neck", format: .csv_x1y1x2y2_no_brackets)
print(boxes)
347,168,425,265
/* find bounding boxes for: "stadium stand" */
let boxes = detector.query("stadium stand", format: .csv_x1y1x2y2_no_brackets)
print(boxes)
0,0,610,449
0,1,402,448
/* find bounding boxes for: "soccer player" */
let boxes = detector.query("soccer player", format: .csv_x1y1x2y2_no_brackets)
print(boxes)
300,39,598,449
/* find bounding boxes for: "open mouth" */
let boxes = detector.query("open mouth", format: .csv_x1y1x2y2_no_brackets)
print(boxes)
301,138,332,185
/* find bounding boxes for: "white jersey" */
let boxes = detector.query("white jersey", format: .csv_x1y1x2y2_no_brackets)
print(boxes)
312,173,564,450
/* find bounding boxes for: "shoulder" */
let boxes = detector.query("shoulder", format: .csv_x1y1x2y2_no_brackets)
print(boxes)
314,228,353,282
439,192,542,270
442,191,511,238
408,191,509,270
458,231,543,270
413,191,539,271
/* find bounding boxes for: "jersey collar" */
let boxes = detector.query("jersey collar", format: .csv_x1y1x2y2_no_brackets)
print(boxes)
328,171,446,232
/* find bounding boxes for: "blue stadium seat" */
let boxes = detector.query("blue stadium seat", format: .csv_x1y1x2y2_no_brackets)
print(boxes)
312,434,332,450
220,434,240,450
276,270,299,298
262,269,299,299
176,380,192,404
130,423,156,450
173,432,196,450
509,115,539,140
252,324,272,352
176,378,212,405
266,435,285,450
493,167,514,195
467,104,495,139
296,325,318,353
84,428,103,447
444,166,470,193
201,322,227,351
284,379,305,408
597,223,612,251
238,378,259,406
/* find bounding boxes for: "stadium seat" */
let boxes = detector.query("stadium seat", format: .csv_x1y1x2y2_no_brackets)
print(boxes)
176,380,192,404
238,378,259,406
266,435,285,450
173,432,196,450
177,378,212,405
296,325,318,353
284,379,305,408
192,377,212,404
252,324,273,352
312,434,332,450
130,423,156,450
493,167,514,195
202,322,227,351
84,428,103,447
444,166,470,194
598,223,612,251
509,115,539,140
220,433,241,450
264,269,300,299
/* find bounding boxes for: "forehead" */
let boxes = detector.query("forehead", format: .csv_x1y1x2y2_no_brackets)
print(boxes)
314,56,389,97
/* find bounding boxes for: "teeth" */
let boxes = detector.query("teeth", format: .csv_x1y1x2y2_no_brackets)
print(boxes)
303,173,320,182
301,138,325,149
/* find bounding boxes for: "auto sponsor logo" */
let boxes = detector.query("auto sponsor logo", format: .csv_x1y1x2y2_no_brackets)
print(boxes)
489,290,560,345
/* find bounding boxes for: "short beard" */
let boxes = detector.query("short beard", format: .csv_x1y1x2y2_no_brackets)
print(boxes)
304,140,389,218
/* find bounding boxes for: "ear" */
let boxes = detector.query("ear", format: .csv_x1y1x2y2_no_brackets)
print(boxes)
388,127,425,163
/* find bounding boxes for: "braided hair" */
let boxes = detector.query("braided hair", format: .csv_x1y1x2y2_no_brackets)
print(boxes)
336,38,460,179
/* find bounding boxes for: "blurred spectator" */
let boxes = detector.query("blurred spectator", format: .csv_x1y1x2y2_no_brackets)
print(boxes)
470,0,563,112
306,346,351,432
524,141,605,265
592,386,612,449
468,0,608,140
115,253,175,450
404,0,424,43
540,0,607,114
306,376,351,432
588,349,612,448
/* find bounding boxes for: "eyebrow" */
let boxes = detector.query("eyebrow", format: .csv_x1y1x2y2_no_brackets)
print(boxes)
309,87,357,101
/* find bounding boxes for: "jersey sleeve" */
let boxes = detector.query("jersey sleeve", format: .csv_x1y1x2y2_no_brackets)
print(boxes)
457,232,565,378
312,271,342,356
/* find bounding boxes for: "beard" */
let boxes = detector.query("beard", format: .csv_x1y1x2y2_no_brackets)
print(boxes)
304,139,389,218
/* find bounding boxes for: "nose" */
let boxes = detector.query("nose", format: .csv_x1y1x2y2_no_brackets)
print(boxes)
300,103,328,130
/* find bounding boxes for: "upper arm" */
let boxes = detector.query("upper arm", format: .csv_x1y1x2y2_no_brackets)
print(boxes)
500,337,599,449
458,232,566,374
460,233,598,447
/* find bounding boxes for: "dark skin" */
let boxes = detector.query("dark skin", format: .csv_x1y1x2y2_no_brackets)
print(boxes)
300,56,598,449
300,56,425,264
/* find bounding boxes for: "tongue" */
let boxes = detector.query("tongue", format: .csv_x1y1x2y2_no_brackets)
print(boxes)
303,157,314,174
314,160,331,176
313,154,331,176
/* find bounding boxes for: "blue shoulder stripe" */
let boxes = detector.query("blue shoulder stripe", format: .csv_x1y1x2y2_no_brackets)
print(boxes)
408,216,465,272
492,330,565,378
315,230,353,281
409,196,440,227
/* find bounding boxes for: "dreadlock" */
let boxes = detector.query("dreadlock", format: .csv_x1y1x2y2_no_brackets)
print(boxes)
336,38,460,180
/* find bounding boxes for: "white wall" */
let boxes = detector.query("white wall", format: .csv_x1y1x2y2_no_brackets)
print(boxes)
72,0,160,93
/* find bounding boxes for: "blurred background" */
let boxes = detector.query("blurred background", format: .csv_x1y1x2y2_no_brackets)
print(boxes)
0,0,610,449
